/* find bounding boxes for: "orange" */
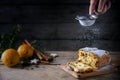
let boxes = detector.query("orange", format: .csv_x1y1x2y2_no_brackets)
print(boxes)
1,48,20,67
17,44,33,58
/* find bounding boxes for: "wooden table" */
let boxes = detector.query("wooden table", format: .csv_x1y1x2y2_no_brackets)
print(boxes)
0,51,120,80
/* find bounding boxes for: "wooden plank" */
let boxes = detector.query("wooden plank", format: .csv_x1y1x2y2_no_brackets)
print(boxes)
0,0,118,5
0,0,90,5
46,51,120,56
59,64,117,79
45,51,120,65
0,64,119,80
0,65,75,80
1,23,120,40
0,51,120,80
0,4,118,23
17,40,119,51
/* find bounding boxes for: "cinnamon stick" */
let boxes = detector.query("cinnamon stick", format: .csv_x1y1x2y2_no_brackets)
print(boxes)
24,39,52,61
38,51,52,61
24,40,43,60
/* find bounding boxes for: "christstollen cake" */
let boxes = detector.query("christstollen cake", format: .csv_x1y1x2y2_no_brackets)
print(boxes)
68,61,94,73
68,47,111,73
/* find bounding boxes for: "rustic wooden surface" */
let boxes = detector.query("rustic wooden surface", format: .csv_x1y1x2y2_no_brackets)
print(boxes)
0,0,120,51
0,51,120,80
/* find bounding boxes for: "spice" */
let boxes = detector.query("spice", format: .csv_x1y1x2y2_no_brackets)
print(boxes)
24,40,53,63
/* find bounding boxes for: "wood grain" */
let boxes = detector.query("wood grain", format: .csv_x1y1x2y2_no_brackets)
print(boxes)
59,64,117,78
0,51,120,80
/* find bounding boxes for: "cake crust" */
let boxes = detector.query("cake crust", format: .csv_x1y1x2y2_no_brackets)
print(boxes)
68,47,111,73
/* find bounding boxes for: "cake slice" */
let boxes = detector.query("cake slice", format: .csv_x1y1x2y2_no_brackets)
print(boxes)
68,47,111,73
68,61,94,73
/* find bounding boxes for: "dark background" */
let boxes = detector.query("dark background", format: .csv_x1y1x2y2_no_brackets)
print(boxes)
0,0,120,51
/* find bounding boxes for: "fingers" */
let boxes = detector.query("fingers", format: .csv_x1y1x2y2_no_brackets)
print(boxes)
107,1,111,10
98,0,111,14
102,5,108,14
89,0,98,15
89,0,111,15
98,0,107,12
102,1,111,14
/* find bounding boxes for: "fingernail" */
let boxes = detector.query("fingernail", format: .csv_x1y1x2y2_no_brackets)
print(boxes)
98,9,102,13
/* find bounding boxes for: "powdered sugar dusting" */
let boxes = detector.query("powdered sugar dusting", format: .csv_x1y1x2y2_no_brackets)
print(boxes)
81,47,98,51
92,50,106,57
80,47,107,57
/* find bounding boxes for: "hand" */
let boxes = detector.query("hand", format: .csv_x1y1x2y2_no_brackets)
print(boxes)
89,0,111,15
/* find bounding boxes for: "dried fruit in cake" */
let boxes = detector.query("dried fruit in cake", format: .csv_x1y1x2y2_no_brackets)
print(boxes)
68,47,111,73
68,61,94,73
78,50,99,69
78,47,111,68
